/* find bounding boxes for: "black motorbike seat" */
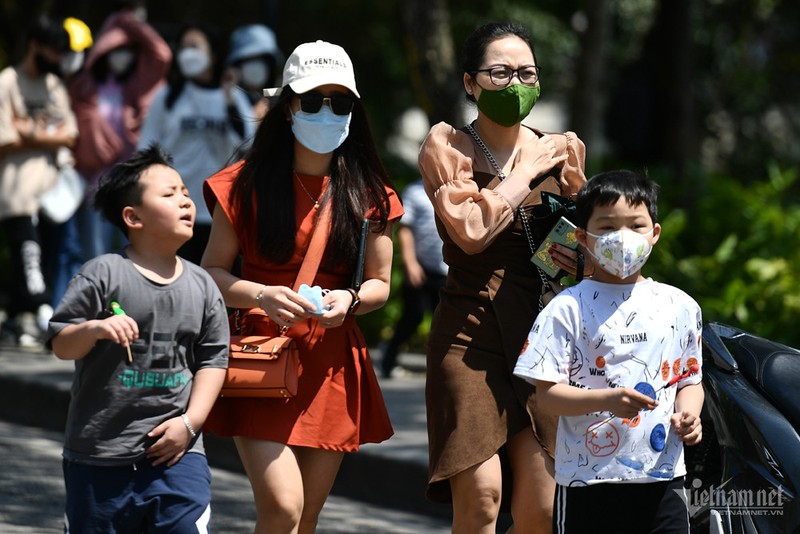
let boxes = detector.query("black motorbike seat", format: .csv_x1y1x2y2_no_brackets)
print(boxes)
728,334,800,432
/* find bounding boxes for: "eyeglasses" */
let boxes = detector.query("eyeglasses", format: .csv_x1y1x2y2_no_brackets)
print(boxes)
472,65,541,87
297,92,355,116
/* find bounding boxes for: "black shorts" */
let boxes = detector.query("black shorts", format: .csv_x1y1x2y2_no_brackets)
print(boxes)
553,476,689,534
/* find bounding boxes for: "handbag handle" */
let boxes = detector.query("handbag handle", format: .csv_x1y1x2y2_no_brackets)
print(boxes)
234,201,333,336
292,199,333,292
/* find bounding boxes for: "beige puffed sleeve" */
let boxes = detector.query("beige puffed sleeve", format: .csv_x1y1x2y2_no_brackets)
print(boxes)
418,122,532,255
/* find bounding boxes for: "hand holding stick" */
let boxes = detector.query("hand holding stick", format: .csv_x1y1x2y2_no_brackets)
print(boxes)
584,364,701,436
111,301,133,363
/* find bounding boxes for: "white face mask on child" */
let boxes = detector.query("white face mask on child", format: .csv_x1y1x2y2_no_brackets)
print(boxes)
586,228,653,279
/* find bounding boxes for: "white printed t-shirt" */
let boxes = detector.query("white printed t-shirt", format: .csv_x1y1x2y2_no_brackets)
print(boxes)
513,278,702,486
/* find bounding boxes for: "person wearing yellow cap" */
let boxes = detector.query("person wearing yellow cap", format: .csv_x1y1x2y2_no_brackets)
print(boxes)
61,17,93,78
36,17,94,324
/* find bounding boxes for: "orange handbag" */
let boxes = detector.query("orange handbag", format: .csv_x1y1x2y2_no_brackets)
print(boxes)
221,334,299,398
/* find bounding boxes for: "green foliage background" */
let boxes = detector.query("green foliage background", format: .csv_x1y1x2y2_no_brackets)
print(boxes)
645,164,800,347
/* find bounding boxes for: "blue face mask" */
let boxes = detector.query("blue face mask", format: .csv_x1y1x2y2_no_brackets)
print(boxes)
291,106,351,154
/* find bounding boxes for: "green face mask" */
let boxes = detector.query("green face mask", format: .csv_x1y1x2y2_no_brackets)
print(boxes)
476,84,540,127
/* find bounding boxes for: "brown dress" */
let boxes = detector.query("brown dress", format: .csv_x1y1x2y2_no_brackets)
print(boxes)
418,122,586,504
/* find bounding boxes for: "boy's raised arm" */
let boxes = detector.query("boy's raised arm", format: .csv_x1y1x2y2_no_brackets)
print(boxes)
51,315,139,361
536,380,658,419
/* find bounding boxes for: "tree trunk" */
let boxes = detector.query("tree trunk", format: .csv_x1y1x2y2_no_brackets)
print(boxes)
649,0,695,187
401,0,461,126
570,0,614,157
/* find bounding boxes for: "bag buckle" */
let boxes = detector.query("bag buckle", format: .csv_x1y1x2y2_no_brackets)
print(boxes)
241,344,261,353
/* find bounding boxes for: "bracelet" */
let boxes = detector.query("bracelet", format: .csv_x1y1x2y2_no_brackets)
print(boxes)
344,288,361,315
181,413,197,439
255,286,266,310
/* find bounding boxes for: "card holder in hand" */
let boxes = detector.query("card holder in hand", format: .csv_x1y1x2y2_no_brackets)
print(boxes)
530,216,579,279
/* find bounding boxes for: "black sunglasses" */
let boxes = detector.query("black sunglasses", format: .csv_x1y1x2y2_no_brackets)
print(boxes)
297,92,355,116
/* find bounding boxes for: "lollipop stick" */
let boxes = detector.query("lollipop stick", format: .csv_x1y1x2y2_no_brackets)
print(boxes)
110,301,133,363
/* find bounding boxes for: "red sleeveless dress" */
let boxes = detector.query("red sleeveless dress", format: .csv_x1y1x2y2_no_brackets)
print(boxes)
202,162,402,451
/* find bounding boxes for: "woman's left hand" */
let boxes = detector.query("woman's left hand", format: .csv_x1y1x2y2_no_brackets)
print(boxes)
558,134,587,197
549,243,594,278
318,289,353,329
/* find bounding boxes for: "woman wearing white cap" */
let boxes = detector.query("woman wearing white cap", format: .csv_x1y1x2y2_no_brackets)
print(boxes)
201,40,401,533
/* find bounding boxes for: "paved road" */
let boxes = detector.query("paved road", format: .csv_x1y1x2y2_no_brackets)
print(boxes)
0,420,452,533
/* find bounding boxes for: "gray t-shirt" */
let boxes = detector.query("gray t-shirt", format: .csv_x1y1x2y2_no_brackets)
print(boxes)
48,252,229,466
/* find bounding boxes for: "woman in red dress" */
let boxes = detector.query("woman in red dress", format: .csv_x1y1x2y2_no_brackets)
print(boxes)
201,40,402,533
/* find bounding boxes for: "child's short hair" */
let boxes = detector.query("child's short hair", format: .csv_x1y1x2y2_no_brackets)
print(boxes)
575,169,660,229
94,143,174,235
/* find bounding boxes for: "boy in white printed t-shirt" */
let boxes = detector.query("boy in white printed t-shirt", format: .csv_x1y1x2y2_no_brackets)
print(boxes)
513,169,704,534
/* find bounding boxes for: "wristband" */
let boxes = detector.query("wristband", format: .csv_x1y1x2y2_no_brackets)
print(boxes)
181,413,197,439
345,288,361,315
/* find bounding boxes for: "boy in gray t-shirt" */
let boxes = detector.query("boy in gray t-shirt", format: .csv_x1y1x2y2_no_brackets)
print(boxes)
48,144,229,532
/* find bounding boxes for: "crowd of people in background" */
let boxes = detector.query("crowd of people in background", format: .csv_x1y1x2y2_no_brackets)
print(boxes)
0,1,283,348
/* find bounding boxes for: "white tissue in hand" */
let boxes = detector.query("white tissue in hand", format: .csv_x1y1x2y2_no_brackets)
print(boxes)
298,284,326,314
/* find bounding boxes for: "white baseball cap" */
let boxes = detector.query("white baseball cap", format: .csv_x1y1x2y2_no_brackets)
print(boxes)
263,40,359,99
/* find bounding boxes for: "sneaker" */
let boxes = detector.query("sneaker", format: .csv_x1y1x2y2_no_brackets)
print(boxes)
17,332,44,350
7,312,45,351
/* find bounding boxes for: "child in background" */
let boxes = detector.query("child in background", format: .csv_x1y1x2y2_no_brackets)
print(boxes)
513,169,704,533
48,144,229,532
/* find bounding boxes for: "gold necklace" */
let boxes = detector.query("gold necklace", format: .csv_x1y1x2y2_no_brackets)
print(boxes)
294,172,321,210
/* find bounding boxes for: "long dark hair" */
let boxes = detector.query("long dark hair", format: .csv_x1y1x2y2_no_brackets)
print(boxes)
460,21,536,103
230,88,394,271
